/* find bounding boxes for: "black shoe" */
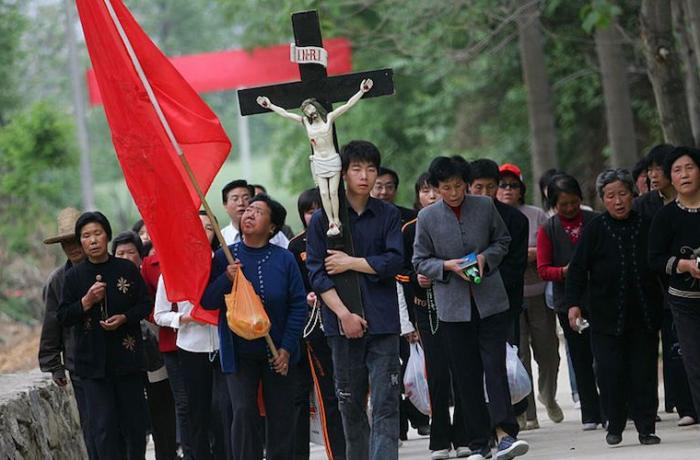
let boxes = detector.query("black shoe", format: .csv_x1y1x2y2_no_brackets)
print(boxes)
400,432,408,441
639,434,661,445
606,433,622,445
417,425,431,436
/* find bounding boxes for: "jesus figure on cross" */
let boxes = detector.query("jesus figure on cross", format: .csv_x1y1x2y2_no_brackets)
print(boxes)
257,78,373,237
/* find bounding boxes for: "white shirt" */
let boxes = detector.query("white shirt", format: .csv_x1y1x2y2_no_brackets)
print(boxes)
221,222,289,248
396,282,415,335
154,275,219,353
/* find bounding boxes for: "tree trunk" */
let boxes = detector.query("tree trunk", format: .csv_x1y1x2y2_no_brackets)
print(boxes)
686,0,700,69
516,0,557,203
594,21,638,167
640,0,695,146
676,0,700,144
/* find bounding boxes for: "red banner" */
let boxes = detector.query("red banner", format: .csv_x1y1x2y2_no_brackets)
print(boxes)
87,38,353,106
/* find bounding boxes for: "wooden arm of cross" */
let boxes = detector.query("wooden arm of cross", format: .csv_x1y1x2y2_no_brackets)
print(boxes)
238,68,394,116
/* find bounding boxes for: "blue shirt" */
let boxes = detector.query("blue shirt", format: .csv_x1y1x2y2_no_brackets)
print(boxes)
306,197,404,336
201,242,307,373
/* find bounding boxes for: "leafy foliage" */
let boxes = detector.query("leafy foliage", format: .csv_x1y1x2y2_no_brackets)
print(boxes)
0,102,79,253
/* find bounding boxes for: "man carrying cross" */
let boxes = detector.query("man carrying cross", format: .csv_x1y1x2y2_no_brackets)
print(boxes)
306,140,404,460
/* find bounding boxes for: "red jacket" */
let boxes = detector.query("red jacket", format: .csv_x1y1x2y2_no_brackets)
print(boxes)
141,254,178,353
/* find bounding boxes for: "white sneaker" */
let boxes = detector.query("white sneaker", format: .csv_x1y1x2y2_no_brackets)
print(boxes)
431,449,451,459
678,415,697,426
582,422,598,431
456,446,473,457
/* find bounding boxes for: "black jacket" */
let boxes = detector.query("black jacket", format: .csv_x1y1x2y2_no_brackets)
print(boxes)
58,256,151,378
566,212,662,336
494,200,529,313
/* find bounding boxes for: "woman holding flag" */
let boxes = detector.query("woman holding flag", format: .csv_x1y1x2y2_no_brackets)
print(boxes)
202,195,307,460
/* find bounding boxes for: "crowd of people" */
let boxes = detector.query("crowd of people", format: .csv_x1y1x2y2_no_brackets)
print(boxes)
37,140,700,460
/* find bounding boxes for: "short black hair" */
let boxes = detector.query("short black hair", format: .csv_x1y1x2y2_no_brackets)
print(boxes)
413,172,431,210
539,168,563,210
377,167,399,188
222,179,255,204
198,210,221,252
131,219,144,234
75,211,112,241
111,231,143,257
297,188,322,228
249,194,287,236
632,157,650,181
427,155,470,187
664,146,700,180
646,143,675,170
340,140,381,173
546,173,583,210
250,184,267,194
468,159,500,183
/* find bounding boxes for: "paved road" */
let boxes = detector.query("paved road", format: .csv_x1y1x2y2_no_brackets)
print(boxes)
149,341,700,459
308,341,700,459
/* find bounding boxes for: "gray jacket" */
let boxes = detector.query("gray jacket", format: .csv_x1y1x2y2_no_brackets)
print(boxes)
412,196,511,322
38,261,77,379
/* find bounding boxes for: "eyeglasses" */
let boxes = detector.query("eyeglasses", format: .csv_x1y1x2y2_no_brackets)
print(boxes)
498,182,521,190
374,182,396,192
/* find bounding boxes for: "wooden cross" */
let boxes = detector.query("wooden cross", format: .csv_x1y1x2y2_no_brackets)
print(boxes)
237,10,395,318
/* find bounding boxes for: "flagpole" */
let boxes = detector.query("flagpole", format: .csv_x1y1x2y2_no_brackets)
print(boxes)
101,0,278,357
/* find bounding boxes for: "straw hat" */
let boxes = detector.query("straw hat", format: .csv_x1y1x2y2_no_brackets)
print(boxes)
44,207,82,244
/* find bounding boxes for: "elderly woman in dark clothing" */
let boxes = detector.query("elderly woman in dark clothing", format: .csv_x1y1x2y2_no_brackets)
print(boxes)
649,146,700,429
567,169,662,446
201,195,307,460
536,174,603,431
58,211,151,460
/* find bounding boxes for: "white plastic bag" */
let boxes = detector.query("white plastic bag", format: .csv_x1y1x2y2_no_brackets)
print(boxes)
403,342,431,416
309,388,324,446
506,344,532,404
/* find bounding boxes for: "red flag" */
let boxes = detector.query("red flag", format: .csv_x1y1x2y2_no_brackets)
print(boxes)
76,0,230,323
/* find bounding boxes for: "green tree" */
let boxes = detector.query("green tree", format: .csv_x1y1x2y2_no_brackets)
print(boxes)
0,102,79,253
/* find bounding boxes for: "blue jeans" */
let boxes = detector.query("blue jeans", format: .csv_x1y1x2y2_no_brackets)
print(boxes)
328,334,401,460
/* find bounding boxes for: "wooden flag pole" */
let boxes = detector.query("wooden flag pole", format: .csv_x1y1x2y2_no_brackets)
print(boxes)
101,0,278,357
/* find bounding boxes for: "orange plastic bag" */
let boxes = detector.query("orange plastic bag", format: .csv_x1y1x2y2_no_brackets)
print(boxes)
225,271,271,340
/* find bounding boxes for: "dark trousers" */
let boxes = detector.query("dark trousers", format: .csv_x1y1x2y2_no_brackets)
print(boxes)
414,308,468,451
70,374,99,459
591,328,658,436
669,296,700,418
293,329,346,460
399,338,430,437
328,334,401,460
660,308,697,418
557,312,603,424
145,378,177,460
440,308,518,451
225,353,297,460
82,373,148,460
162,351,193,458
178,349,232,460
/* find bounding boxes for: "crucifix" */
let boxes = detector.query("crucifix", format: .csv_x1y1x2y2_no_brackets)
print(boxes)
237,9,395,317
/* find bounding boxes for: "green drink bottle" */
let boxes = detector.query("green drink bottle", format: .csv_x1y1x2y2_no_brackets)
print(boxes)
464,265,482,284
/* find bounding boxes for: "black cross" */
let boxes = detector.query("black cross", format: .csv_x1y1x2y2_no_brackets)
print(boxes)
237,10,395,318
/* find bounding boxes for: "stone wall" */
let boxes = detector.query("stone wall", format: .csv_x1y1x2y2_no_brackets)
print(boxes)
0,369,86,460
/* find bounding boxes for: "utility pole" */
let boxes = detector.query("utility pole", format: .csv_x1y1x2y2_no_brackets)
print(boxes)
64,0,95,210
